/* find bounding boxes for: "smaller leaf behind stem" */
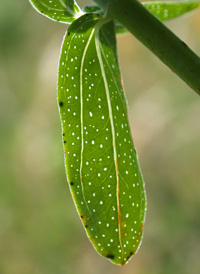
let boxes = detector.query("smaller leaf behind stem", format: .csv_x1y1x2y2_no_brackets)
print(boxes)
103,0,200,95
143,1,200,21
115,1,200,35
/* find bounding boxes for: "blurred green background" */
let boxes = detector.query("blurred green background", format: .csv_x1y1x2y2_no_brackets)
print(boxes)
0,1,200,273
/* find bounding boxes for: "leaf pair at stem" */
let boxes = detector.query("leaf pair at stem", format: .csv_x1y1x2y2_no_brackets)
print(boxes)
29,0,200,265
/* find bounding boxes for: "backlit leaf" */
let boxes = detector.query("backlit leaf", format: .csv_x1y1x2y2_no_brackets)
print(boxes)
143,0,200,21
116,0,200,35
29,0,83,24
57,13,146,265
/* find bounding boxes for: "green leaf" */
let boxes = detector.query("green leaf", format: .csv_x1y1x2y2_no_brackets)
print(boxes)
116,0,200,35
115,20,128,35
29,0,83,24
81,5,128,35
143,0,200,21
57,13,146,265
82,5,102,13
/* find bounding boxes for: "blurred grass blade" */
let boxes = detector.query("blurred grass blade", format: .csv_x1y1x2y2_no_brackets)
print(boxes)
116,0,200,35
29,0,83,24
57,14,146,265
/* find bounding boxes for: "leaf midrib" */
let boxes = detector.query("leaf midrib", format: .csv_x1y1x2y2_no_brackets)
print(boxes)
80,28,95,219
95,22,124,258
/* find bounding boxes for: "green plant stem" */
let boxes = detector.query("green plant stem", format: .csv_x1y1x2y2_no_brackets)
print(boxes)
94,0,200,96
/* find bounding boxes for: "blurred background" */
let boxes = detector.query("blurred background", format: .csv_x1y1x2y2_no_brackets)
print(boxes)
0,0,200,273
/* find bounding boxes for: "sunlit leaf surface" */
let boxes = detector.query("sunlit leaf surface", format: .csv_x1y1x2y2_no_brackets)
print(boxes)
57,13,146,265
29,0,83,24
116,0,200,35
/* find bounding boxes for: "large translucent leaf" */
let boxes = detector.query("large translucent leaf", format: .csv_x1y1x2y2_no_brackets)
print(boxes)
116,0,200,35
29,0,83,24
57,13,146,265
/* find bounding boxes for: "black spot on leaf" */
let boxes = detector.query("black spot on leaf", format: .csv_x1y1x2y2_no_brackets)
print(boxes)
106,254,114,259
59,101,64,107
64,140,66,144
67,32,70,36
70,182,74,186
80,215,83,219
127,252,134,260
